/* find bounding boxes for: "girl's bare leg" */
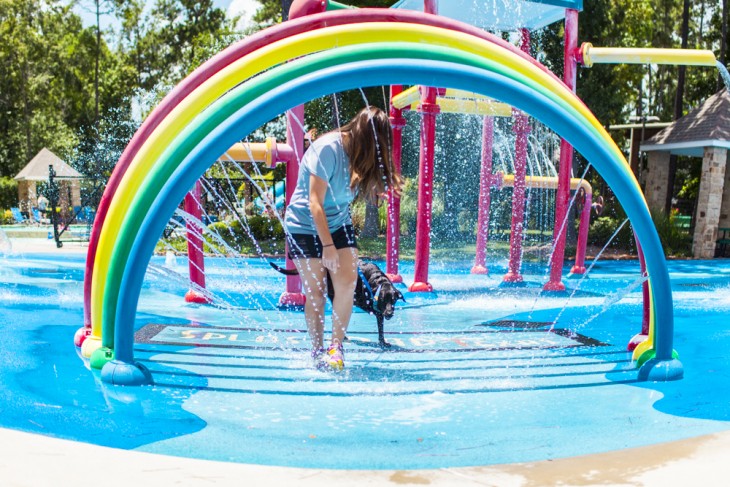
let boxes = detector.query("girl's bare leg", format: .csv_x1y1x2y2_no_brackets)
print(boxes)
328,247,358,346
292,257,328,349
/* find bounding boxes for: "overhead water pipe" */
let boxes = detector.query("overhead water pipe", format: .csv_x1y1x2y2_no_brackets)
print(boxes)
391,86,512,116
386,84,406,283
220,138,295,168
578,44,717,67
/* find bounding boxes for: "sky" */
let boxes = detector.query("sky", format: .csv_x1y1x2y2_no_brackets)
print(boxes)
73,0,262,31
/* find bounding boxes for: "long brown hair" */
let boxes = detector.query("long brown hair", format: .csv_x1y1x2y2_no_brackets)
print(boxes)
340,106,403,203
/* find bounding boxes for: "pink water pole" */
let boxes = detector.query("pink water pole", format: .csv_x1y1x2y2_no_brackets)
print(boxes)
570,189,592,274
386,84,406,284
628,239,651,351
471,116,495,275
503,29,531,284
278,104,306,308
409,85,438,293
184,182,210,303
544,8,579,291
409,0,439,293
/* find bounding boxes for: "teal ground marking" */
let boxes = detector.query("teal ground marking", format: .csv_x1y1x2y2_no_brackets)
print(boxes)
135,323,609,351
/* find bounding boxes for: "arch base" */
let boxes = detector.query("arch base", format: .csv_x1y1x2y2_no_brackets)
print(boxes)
627,333,648,352
101,360,154,386
470,265,489,275
637,357,684,382
278,292,306,310
386,273,403,284
74,326,91,347
409,281,433,292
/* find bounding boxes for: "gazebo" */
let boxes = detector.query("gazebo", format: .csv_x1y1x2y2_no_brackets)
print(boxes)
641,89,730,258
13,148,83,223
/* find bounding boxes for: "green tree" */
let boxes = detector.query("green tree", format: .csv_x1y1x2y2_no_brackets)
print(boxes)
0,0,102,177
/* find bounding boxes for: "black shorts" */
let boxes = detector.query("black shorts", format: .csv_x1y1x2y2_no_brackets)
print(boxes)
287,224,357,259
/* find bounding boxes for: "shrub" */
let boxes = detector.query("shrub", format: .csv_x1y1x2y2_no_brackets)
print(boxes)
206,215,284,253
1,209,14,224
0,178,18,209
651,209,692,257
588,215,634,249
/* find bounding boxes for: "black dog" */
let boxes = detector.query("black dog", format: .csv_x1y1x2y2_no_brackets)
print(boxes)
270,260,404,348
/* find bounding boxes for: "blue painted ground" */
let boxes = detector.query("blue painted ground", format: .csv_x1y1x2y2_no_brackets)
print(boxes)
1,250,730,469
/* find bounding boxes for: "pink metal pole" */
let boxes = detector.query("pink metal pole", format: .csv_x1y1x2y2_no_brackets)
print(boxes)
570,191,591,274
628,238,651,351
544,8,579,291
410,86,438,293
472,115,494,275
503,29,531,284
184,181,210,303
503,110,530,283
278,105,306,308
410,0,438,292
387,84,406,283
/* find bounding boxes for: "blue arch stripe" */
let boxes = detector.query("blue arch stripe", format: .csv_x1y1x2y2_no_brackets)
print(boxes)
112,59,673,371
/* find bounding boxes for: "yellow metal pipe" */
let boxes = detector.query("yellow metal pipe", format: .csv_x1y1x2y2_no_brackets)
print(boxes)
409,98,512,116
218,137,290,168
391,85,421,109
581,43,717,68
501,174,592,194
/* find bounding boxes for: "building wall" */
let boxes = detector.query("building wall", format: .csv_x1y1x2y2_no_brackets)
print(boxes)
644,151,671,212
693,147,727,259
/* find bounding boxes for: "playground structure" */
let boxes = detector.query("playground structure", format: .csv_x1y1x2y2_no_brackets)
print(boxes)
71,0,726,386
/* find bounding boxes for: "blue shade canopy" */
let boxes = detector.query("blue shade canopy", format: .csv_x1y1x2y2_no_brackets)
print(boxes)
390,0,583,31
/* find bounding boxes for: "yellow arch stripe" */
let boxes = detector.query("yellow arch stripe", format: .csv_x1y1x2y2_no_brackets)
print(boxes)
92,21,641,332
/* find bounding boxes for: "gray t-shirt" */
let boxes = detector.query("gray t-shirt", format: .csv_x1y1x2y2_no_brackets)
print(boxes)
285,132,354,235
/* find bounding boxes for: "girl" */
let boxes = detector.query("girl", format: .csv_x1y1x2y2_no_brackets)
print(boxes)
284,106,402,371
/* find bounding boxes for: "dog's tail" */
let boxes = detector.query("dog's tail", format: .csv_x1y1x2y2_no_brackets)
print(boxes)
270,261,299,276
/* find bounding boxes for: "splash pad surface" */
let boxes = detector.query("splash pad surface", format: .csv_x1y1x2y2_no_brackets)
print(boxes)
1,252,730,469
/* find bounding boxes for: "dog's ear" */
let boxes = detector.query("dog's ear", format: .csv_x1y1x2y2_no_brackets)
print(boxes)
396,289,405,303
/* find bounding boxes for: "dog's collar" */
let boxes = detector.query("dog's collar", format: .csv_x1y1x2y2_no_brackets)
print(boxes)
357,265,378,303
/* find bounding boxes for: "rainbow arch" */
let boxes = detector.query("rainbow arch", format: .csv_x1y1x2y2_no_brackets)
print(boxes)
81,10,682,385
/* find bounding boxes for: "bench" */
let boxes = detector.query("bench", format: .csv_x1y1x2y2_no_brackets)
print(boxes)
717,228,730,257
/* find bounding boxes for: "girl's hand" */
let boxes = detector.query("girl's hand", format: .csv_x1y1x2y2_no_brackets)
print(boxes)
322,246,339,272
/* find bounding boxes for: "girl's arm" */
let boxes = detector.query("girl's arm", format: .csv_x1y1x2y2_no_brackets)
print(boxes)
309,174,339,271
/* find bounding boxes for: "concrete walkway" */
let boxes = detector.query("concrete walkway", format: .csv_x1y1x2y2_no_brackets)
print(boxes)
3,236,89,254
1,426,729,487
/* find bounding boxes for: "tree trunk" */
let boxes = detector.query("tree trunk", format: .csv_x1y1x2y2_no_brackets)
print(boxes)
361,201,380,238
720,0,728,90
281,0,294,21
665,0,690,214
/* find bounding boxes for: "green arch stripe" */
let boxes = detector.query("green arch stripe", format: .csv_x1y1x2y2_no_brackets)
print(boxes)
91,21,642,339
95,36,678,383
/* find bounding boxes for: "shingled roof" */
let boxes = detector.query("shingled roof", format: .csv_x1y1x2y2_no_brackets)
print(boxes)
640,89,730,157
13,148,83,181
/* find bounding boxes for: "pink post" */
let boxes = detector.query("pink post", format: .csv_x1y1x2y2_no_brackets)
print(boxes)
503,111,530,283
387,85,406,284
544,8,579,292
570,190,591,274
278,105,306,308
184,181,210,303
472,116,494,275
503,29,531,284
410,86,439,293
409,0,438,293
628,239,650,351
